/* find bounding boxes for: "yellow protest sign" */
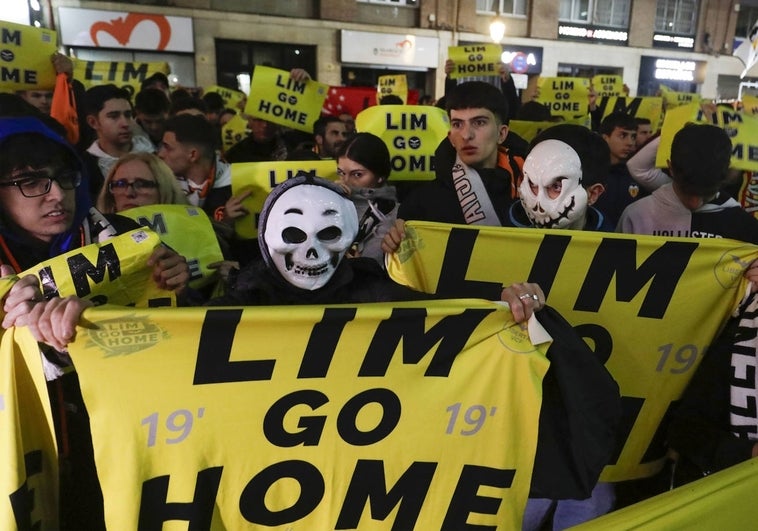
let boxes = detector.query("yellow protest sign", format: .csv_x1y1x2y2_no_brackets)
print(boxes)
742,94,758,115
245,65,329,133
220,113,250,154
355,105,450,181
594,95,664,132
386,221,757,481
654,102,758,172
535,77,590,121
20,229,175,307
659,84,701,110
118,205,224,289
72,59,170,99
0,21,57,91
0,326,59,530
230,160,339,239
447,44,502,79
508,117,591,143
203,85,246,111
60,300,548,528
592,74,624,97
377,74,408,104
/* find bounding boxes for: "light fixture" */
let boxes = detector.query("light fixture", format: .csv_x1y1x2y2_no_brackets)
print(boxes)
489,16,506,44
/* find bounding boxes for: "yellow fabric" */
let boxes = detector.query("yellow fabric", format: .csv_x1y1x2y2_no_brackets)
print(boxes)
245,65,328,134
62,300,547,529
447,44,503,79
577,459,758,529
655,102,758,172
592,75,624,97
118,205,224,289
0,326,58,529
355,104,450,181
229,160,339,239
535,77,590,121
386,221,757,481
596,95,664,132
12,229,175,308
72,59,170,96
377,74,408,103
0,21,57,91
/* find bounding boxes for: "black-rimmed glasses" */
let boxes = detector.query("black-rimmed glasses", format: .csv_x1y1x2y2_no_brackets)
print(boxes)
0,170,81,198
108,178,159,193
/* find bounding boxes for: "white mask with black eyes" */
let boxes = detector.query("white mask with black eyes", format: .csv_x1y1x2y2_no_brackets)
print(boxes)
519,139,588,229
264,184,358,290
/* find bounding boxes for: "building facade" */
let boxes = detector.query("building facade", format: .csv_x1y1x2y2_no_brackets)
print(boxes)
44,0,755,101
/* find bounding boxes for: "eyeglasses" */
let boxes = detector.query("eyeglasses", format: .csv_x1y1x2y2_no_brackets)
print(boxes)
0,170,81,198
108,178,159,194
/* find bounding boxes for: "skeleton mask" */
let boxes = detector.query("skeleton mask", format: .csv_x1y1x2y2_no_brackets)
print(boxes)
519,139,588,229
263,182,358,290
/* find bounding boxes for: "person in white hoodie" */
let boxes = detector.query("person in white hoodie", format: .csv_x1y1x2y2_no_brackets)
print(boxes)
80,84,154,200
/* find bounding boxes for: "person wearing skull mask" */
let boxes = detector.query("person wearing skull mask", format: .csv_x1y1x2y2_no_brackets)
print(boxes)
509,124,613,232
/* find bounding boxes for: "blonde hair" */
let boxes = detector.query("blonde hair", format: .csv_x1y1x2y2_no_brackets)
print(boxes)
97,152,188,213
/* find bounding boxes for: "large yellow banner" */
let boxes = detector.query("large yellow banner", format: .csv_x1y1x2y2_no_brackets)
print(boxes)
356,105,450,181
229,160,339,239
387,222,756,481
0,21,57,91
245,65,329,133
67,300,546,529
595,96,664,132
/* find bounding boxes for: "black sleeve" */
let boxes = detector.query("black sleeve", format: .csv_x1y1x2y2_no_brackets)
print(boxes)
667,314,757,474
500,76,521,123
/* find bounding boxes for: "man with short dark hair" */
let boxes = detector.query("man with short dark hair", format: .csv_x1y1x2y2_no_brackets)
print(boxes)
591,111,648,227
312,115,348,158
134,88,171,148
81,84,154,198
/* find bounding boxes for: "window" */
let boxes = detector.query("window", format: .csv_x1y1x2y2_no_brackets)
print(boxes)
559,0,630,28
736,3,758,38
655,0,698,34
476,0,527,18
357,0,418,6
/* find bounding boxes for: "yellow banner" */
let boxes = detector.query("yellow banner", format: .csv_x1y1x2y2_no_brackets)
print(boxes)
592,75,624,97
742,94,758,115
377,74,408,104
355,105,450,182
245,65,329,133
63,300,547,528
577,459,758,529
659,84,701,110
0,21,57,91
118,205,224,289
203,85,246,111
535,77,590,121
230,160,339,239
0,229,175,307
654,102,758,172
508,117,590,143
447,44,502,79
595,96,664,132
220,113,250,154
72,59,170,100
0,326,58,530
386,221,757,481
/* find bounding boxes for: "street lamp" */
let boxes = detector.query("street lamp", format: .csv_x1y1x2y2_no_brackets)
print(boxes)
489,16,506,44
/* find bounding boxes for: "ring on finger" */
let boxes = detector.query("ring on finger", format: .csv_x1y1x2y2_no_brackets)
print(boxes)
518,293,539,302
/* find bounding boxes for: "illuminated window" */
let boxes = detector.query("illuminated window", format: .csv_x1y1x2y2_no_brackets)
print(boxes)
476,0,528,18
559,0,630,28
655,0,698,34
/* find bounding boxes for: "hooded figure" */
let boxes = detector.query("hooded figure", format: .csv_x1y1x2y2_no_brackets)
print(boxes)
209,174,411,306
0,116,137,271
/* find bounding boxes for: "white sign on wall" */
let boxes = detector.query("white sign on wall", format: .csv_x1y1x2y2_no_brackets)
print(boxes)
341,30,438,68
57,7,194,53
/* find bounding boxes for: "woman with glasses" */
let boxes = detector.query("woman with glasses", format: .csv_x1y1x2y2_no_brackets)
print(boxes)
96,152,187,214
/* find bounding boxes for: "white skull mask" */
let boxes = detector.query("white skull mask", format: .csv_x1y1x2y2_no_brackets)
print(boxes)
519,139,588,229
264,184,358,290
